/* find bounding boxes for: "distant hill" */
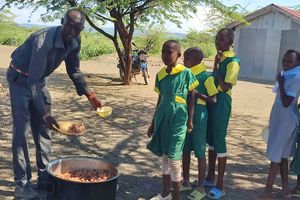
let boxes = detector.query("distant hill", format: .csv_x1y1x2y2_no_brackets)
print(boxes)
17,23,186,39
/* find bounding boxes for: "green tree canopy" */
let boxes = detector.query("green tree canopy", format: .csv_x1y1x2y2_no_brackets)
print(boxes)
1,0,244,84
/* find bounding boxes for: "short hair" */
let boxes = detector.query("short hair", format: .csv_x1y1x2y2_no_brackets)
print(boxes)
65,8,85,23
285,49,300,62
217,28,234,44
163,40,181,53
184,47,204,63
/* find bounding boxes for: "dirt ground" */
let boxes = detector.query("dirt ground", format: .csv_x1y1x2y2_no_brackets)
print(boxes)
0,45,298,200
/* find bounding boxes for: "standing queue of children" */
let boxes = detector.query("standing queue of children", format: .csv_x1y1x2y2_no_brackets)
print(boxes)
147,27,240,200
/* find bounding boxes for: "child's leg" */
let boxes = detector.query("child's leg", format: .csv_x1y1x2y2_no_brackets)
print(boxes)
277,158,290,197
256,161,280,199
206,147,217,182
182,152,191,186
216,155,227,190
197,157,206,192
170,159,182,200
162,155,171,197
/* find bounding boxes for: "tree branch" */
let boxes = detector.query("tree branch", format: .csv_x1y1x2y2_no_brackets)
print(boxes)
94,12,114,22
84,13,114,41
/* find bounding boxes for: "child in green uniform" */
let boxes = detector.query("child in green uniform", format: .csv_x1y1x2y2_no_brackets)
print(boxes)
182,47,218,200
206,28,240,199
147,40,199,200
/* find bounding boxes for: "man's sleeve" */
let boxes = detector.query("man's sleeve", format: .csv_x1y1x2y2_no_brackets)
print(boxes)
27,36,48,116
225,62,240,85
65,42,90,96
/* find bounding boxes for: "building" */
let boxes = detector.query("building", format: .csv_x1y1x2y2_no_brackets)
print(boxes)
227,4,300,82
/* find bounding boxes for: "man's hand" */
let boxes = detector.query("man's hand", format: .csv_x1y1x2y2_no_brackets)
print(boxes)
87,92,104,110
44,115,59,131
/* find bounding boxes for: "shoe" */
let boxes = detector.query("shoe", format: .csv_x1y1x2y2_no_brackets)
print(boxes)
14,182,40,199
150,193,172,200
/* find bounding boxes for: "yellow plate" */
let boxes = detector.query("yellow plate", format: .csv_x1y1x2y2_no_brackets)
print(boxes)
56,121,85,136
97,106,112,118
261,126,269,143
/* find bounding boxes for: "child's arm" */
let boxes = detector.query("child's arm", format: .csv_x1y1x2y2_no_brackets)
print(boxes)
195,91,217,104
187,90,196,131
277,73,294,107
147,95,161,137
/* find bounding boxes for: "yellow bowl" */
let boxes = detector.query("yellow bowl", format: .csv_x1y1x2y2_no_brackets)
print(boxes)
97,106,112,118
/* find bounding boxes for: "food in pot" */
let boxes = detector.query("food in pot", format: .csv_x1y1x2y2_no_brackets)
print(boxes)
56,169,114,183
68,123,85,134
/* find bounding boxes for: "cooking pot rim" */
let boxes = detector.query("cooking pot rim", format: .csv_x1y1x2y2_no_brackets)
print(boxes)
46,156,120,184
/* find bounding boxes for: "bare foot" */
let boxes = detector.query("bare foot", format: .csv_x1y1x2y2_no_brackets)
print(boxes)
253,191,273,200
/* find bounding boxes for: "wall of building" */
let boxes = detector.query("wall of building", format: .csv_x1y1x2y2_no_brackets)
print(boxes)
237,28,281,81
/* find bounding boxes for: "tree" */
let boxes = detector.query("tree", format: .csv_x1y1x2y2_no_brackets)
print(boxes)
1,0,243,85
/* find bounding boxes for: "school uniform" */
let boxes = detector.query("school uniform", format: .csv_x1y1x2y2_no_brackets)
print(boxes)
267,66,300,163
207,51,240,154
183,62,218,158
147,64,199,160
293,106,300,174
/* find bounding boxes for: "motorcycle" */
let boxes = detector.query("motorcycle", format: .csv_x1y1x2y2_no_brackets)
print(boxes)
117,43,149,85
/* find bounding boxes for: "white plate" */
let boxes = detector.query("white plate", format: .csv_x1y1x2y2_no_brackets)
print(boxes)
261,127,269,143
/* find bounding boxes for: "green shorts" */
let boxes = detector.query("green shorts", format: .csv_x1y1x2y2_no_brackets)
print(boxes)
293,127,300,175
207,92,231,154
183,105,207,159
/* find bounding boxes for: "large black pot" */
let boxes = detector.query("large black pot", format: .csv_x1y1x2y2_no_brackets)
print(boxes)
46,156,119,200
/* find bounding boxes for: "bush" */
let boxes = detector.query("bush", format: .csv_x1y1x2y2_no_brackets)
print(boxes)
0,22,115,60
80,32,114,60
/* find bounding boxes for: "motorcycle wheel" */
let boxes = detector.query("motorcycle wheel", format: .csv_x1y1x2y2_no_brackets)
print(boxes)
118,64,125,79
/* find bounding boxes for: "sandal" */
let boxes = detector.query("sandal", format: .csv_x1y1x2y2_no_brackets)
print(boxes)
188,190,206,200
207,187,225,199
291,187,300,197
170,184,193,192
150,193,172,200
203,179,215,187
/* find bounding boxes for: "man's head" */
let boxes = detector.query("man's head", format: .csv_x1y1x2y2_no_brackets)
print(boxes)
183,47,204,68
161,40,181,67
61,9,85,42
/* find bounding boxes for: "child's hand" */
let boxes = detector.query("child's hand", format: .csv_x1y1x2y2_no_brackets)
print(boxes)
277,72,284,84
187,120,193,133
214,51,222,69
147,124,154,137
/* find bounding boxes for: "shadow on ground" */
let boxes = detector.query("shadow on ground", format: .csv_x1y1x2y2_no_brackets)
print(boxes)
0,69,297,200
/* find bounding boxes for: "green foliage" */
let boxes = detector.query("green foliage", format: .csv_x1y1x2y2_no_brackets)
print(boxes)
0,22,114,60
181,30,216,58
80,32,114,60
134,26,166,55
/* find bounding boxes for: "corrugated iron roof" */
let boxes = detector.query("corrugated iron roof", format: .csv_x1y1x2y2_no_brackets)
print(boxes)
227,4,300,29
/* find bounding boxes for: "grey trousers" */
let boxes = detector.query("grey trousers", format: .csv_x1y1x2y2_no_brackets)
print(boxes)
7,67,51,186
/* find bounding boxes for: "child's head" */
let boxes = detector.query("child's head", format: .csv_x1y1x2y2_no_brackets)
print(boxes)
183,47,204,68
282,49,300,71
215,28,234,51
162,40,181,67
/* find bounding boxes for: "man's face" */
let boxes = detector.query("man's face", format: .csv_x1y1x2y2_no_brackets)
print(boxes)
62,11,84,42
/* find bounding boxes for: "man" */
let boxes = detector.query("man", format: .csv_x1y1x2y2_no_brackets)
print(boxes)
6,9,103,199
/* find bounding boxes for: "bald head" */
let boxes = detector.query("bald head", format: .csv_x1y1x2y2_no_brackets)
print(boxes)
61,9,85,42
65,9,85,25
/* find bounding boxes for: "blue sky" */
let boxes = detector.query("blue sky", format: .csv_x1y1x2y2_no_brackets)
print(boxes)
8,0,300,33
